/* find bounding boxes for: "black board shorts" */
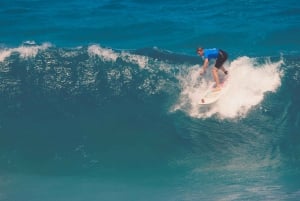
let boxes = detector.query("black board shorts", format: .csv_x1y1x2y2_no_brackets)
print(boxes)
215,50,228,68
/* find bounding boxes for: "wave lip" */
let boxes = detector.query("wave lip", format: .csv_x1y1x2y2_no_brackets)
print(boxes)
0,41,51,62
88,44,149,69
88,44,119,62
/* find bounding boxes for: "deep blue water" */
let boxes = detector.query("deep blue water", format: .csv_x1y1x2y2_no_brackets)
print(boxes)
0,0,300,201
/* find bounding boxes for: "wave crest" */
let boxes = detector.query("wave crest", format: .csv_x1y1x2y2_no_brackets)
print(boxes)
0,42,51,62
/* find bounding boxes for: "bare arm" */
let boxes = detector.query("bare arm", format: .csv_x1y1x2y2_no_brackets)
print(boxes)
200,58,209,75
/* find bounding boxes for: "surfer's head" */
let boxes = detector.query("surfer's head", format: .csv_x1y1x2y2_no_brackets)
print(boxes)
197,47,204,56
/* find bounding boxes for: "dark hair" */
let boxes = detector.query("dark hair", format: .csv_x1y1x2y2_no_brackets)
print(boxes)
196,47,203,53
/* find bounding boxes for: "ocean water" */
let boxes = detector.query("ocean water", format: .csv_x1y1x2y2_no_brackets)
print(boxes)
0,0,300,201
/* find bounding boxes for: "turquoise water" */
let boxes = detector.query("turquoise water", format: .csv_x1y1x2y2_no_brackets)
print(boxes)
0,0,300,200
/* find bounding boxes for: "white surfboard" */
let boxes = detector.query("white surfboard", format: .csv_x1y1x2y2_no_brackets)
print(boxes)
199,75,230,105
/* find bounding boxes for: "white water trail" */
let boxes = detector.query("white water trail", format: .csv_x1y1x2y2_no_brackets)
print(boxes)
173,56,283,119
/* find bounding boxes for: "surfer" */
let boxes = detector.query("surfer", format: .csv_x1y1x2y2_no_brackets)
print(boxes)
197,47,228,91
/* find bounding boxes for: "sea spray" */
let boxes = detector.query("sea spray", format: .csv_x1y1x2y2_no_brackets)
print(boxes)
173,56,283,119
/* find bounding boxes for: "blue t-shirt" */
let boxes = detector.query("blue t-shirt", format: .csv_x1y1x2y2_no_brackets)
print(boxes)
203,48,219,60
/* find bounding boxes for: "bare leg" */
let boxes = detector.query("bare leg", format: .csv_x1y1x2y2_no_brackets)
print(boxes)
220,66,228,74
212,67,221,91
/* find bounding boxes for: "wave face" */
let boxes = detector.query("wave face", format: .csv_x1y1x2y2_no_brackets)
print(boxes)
0,43,299,200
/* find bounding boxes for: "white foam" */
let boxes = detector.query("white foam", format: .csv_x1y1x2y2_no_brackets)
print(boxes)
0,49,12,62
17,42,51,58
0,42,51,62
88,44,119,62
173,56,283,119
120,51,148,69
16,46,38,58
